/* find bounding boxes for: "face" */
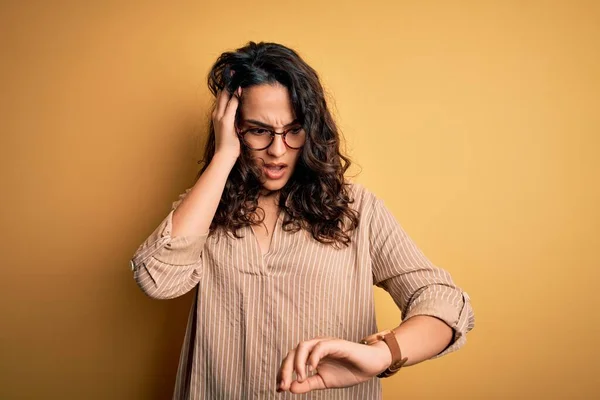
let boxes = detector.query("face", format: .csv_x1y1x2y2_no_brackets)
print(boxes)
237,83,303,193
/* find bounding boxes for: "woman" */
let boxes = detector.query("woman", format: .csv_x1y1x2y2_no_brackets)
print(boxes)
131,41,475,399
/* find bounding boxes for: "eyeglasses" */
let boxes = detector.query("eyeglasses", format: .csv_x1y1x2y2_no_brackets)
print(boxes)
235,123,307,150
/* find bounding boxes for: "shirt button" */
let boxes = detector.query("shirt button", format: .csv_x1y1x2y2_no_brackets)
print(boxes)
129,259,136,271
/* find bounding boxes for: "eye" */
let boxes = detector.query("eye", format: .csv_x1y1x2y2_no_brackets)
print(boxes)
247,128,270,135
288,127,303,135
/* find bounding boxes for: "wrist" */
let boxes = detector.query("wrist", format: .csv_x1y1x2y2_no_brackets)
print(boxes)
370,340,393,370
360,328,408,378
212,151,238,167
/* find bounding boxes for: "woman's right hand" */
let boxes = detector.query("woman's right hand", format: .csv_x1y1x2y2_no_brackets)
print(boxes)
212,87,242,161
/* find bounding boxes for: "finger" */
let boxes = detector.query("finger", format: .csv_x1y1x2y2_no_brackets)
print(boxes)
307,340,340,372
211,90,220,120
279,348,296,391
294,339,322,383
275,363,283,392
289,373,327,394
215,87,232,121
275,344,289,388
222,89,240,125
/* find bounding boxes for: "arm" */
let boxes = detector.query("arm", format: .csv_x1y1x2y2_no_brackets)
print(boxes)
368,195,475,367
172,152,237,238
131,87,242,299
130,154,237,299
276,192,475,394
369,316,456,368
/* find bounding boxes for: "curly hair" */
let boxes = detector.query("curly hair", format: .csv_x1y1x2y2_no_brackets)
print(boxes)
196,41,359,248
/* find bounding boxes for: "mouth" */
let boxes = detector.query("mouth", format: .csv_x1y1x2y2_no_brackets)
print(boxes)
263,163,288,180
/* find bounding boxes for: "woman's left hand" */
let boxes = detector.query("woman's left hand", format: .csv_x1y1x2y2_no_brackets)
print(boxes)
276,336,391,394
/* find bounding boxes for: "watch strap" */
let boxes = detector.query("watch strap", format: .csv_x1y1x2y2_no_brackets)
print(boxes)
359,329,408,378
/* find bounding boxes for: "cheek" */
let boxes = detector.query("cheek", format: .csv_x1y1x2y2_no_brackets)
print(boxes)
250,151,267,165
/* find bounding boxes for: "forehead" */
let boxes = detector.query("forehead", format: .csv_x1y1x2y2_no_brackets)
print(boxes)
239,83,295,124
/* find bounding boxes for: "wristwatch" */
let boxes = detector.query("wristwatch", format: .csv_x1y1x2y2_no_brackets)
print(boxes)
359,329,408,378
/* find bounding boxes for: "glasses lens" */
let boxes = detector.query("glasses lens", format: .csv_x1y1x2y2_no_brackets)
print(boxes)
284,128,306,148
242,127,307,149
244,128,272,149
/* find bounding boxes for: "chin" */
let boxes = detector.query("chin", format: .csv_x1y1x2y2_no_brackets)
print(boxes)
260,176,291,192
261,181,286,192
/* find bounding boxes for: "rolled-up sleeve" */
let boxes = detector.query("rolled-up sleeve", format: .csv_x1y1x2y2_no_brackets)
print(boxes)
130,188,209,299
368,195,475,358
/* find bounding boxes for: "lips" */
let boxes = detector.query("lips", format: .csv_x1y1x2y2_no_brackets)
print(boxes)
264,163,287,170
263,163,288,180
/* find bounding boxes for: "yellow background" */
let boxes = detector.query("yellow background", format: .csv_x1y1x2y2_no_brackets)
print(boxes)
1,1,598,399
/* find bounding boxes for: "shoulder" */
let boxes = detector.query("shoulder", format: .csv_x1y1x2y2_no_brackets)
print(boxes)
344,180,381,217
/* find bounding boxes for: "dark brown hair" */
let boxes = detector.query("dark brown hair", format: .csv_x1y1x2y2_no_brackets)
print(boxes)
197,41,359,248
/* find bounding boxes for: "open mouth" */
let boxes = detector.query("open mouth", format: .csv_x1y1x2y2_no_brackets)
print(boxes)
263,164,287,179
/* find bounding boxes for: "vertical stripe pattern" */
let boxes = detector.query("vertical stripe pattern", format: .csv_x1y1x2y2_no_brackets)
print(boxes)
131,183,475,399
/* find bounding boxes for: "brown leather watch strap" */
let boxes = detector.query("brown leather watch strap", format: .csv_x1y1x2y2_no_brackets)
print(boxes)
359,329,408,378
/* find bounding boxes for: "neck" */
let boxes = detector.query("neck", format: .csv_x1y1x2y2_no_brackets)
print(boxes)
258,189,280,208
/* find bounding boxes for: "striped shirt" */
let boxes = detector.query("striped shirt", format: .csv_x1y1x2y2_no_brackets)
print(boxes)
130,182,475,399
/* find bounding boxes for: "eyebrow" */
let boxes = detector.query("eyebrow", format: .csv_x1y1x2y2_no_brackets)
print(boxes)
242,119,300,128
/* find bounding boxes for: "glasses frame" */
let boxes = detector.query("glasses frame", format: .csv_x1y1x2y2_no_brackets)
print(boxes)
235,123,306,151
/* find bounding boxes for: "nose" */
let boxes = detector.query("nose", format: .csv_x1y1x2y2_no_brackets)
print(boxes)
267,134,287,157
